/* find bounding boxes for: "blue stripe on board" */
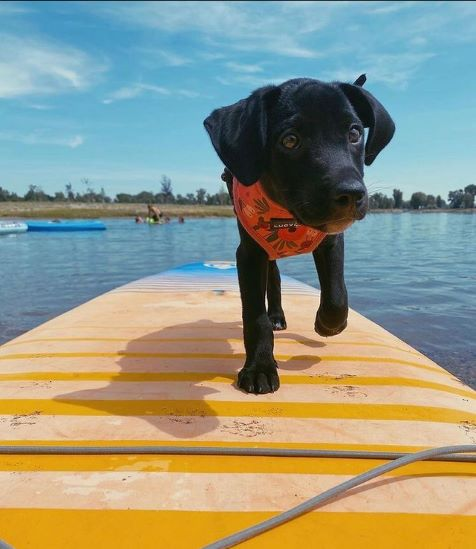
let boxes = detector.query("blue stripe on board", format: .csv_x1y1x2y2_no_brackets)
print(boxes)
113,262,319,295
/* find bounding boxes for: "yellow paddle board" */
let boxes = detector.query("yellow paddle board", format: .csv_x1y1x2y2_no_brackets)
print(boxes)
0,262,474,548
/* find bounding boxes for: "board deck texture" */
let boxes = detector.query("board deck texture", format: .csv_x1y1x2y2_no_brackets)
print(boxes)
0,262,475,548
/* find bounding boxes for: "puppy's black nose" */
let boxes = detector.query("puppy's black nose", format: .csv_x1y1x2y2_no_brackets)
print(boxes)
334,181,366,208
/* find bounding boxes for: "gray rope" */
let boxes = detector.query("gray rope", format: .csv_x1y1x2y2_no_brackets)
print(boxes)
1,444,474,549
203,444,476,549
0,445,475,462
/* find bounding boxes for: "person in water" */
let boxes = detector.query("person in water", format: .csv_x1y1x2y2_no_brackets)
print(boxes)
147,204,163,223
135,216,144,223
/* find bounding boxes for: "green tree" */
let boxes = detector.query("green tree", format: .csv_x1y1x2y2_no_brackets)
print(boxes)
369,192,393,209
463,192,475,208
448,189,464,209
392,188,403,208
464,184,476,196
217,184,231,206
100,187,111,203
410,192,427,210
81,178,94,202
426,194,436,209
0,187,20,201
160,175,175,203
135,191,155,204
65,183,75,201
24,184,50,201
196,188,207,204
115,193,133,203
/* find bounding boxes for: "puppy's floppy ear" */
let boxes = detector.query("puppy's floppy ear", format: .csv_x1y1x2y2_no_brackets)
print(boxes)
339,83,395,166
203,85,280,185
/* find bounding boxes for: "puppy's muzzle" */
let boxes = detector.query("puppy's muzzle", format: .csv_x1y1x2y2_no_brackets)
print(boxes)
332,180,368,219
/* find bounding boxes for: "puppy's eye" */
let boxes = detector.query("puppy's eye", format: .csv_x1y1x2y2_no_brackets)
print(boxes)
349,126,362,144
281,133,300,149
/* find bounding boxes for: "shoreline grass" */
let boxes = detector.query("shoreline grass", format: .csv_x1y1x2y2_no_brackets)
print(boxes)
0,202,474,219
0,202,235,219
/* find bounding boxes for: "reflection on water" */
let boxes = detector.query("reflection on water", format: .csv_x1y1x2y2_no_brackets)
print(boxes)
1,213,475,388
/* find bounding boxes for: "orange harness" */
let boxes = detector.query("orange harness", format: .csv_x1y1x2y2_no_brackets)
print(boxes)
233,177,326,260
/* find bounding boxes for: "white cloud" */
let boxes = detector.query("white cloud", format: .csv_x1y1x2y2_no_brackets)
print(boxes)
27,103,55,111
90,1,476,92
103,83,170,104
225,62,264,74
0,2,32,15
141,84,170,95
0,131,85,148
215,76,232,86
321,51,436,89
83,0,476,78
68,135,84,148
139,48,191,66
102,86,142,104
365,1,417,15
362,51,436,88
177,89,199,98
216,73,297,88
103,83,201,103
91,1,332,58
369,2,476,46
0,34,105,98
0,33,107,99
409,36,428,47
198,51,228,62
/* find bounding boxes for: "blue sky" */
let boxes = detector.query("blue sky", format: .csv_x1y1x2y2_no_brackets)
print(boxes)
1,1,476,200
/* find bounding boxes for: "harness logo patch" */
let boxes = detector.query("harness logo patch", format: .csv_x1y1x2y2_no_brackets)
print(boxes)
269,218,299,230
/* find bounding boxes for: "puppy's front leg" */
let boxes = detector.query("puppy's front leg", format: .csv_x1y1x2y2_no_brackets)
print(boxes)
313,234,348,336
236,226,280,394
267,260,287,331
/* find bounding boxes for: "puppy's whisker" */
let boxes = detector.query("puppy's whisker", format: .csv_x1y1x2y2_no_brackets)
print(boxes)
367,185,392,194
366,180,394,195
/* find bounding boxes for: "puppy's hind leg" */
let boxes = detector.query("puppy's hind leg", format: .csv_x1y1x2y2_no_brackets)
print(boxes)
267,260,287,331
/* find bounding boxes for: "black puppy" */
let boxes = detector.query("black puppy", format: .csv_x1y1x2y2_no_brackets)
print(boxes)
204,75,395,394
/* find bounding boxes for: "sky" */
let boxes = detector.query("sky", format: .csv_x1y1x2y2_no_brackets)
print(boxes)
1,0,476,200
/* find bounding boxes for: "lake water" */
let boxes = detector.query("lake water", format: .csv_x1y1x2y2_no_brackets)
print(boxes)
1,213,475,388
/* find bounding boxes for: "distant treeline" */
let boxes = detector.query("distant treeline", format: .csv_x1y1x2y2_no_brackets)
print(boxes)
1,175,475,210
0,176,232,207
370,186,476,210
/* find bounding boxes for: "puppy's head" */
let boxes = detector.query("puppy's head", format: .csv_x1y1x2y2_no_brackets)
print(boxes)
204,76,395,234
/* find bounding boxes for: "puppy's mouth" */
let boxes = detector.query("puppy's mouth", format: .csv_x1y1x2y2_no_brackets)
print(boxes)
291,203,367,234
313,219,355,234
291,210,357,235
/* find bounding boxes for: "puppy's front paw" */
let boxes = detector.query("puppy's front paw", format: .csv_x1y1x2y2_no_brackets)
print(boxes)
237,361,280,394
268,311,287,331
315,307,348,337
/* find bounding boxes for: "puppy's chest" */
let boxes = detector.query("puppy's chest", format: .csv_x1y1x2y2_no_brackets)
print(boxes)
233,178,326,260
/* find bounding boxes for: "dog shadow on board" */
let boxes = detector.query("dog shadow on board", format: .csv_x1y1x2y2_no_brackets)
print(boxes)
53,318,325,440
